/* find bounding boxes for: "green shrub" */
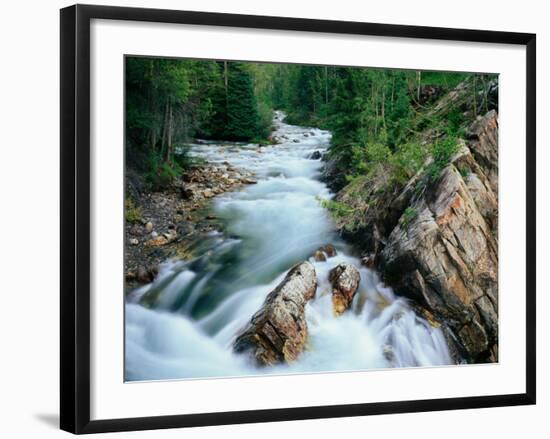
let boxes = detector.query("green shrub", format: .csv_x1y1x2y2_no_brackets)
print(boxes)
458,164,471,178
125,197,142,223
426,136,460,182
390,141,428,184
145,151,185,190
402,206,417,229
319,199,354,218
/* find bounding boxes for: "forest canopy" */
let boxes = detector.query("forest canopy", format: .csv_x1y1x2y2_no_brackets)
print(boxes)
126,56,497,190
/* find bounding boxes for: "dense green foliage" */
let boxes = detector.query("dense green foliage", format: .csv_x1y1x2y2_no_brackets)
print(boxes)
269,66,495,180
126,58,269,189
126,56,497,193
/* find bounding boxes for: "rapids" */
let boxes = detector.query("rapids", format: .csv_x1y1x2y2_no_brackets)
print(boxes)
125,111,453,381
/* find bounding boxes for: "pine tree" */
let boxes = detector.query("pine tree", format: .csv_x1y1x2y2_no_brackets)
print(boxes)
223,63,262,141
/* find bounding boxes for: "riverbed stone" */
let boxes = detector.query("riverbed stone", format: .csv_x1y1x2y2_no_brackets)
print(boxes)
233,261,317,366
322,244,337,257
329,263,361,314
310,150,322,160
313,250,327,262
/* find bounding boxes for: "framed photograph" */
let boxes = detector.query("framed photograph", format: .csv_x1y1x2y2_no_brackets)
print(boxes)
60,4,536,434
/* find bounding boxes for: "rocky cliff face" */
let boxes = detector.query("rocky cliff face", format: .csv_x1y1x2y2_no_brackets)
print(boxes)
381,110,499,362
328,108,499,363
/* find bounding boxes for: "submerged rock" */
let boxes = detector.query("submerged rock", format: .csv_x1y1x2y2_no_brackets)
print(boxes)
322,244,337,257
136,266,157,284
233,261,317,366
329,263,361,314
310,244,336,261
310,150,322,160
312,250,327,262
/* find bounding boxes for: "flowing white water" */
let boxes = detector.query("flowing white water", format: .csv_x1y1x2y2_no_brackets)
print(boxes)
125,111,453,381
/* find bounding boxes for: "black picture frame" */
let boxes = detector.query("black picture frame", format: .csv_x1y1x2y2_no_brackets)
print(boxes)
60,4,536,434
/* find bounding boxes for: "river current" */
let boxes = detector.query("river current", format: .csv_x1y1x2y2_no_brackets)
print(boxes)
125,112,453,381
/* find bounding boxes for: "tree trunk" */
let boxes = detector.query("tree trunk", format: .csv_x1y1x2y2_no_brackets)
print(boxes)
391,76,395,111
416,71,421,102
223,61,228,93
324,66,329,104
381,89,386,129
473,76,478,117
160,100,168,157
166,103,173,162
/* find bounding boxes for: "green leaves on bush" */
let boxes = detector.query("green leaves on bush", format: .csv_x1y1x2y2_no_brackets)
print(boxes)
124,197,142,223
402,206,417,229
426,136,461,182
319,199,354,218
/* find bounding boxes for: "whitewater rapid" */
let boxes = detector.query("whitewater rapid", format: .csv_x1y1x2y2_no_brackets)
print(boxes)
125,111,453,381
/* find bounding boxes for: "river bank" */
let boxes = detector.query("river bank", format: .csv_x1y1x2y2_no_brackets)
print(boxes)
124,154,258,291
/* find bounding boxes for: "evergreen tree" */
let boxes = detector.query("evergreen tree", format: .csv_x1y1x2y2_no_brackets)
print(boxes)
386,73,412,150
224,63,262,141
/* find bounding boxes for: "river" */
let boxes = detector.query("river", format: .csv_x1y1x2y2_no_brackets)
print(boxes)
125,111,453,381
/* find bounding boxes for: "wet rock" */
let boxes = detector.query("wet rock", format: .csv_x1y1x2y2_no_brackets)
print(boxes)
361,253,377,268
148,236,168,246
322,244,337,257
303,133,309,137
181,186,195,199
162,229,178,243
321,154,348,191
311,244,336,261
240,178,258,185
458,320,489,358
312,250,327,262
203,189,215,198
329,263,361,314
128,224,143,236
136,266,152,283
292,139,300,143
310,150,322,160
233,261,317,366
382,344,395,362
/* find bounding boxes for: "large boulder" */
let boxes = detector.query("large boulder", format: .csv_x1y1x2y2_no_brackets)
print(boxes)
329,263,361,314
233,262,318,366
